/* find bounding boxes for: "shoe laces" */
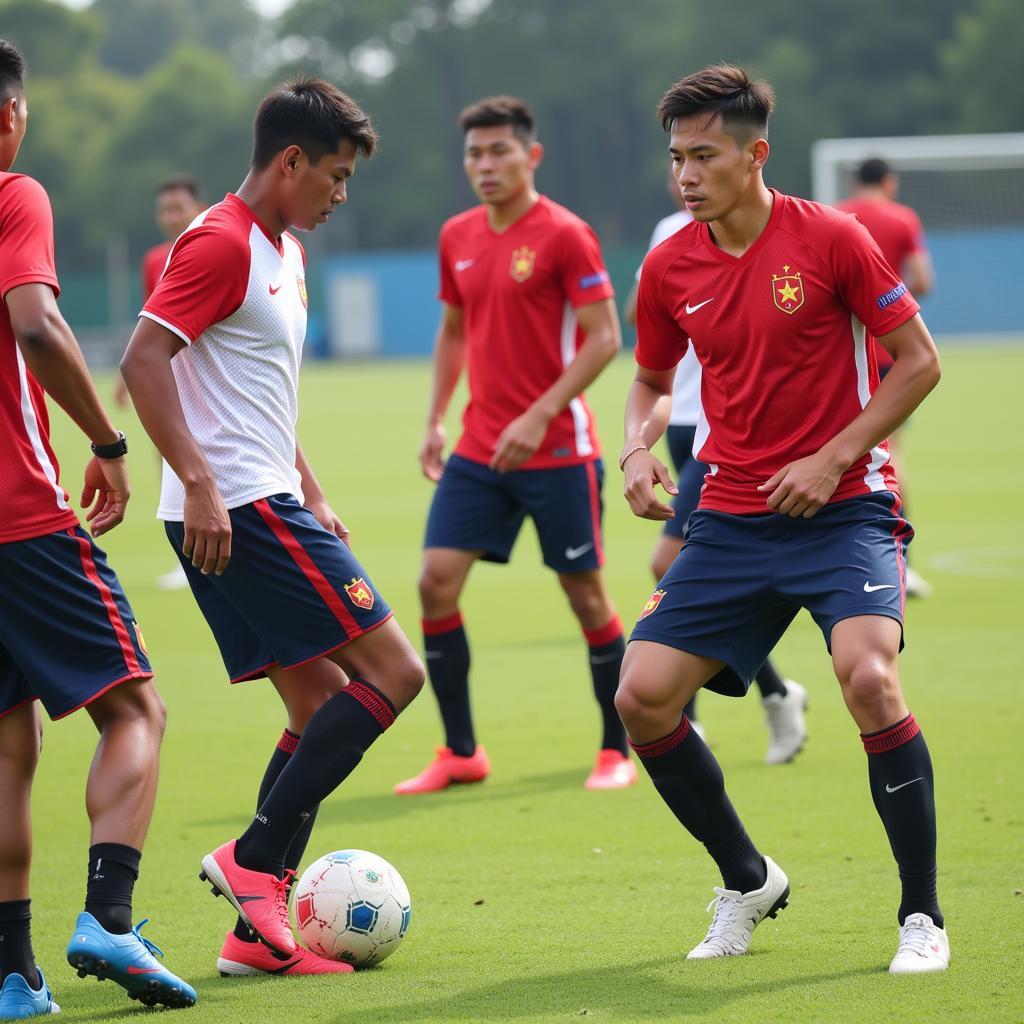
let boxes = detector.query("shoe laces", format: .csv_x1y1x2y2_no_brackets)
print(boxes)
272,870,296,927
700,888,749,949
897,916,937,958
131,919,164,960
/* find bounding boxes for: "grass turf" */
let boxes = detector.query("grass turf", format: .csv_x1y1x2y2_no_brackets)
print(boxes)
25,343,1024,1022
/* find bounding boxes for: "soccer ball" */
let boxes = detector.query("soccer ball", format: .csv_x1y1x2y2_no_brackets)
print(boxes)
291,850,411,967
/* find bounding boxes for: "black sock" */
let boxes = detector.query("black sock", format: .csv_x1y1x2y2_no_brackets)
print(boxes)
235,680,396,876
233,729,321,943
632,717,766,892
863,714,942,927
423,613,475,757
754,658,787,699
85,843,140,935
0,899,37,987
586,619,627,754
683,694,698,723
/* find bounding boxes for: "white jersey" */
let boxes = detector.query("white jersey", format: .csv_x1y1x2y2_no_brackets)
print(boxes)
140,194,308,520
637,210,701,426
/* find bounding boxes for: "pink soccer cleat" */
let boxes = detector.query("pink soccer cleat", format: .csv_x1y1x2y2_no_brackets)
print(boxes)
584,749,638,790
394,746,491,794
200,840,296,957
216,931,354,976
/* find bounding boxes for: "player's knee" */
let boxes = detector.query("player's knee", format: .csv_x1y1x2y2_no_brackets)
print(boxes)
418,564,457,613
386,654,426,712
614,673,658,732
839,656,899,712
559,575,610,626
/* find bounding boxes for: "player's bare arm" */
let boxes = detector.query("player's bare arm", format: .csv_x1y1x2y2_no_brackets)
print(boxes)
121,316,231,575
421,302,466,482
296,438,349,544
5,282,130,537
490,297,620,473
622,363,679,521
759,313,941,518
904,250,935,298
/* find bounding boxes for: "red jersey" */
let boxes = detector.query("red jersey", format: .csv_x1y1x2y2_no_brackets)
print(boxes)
0,173,78,543
438,195,614,469
636,191,920,515
141,240,173,300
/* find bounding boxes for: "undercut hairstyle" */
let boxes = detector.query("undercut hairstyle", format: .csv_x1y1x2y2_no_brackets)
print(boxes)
656,63,774,142
459,95,535,146
856,157,891,185
157,173,202,201
0,39,26,103
252,77,377,170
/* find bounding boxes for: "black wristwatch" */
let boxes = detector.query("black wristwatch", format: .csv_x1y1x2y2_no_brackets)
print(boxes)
91,431,128,459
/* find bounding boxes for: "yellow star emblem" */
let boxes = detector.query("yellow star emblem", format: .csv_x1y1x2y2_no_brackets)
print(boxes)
777,281,800,304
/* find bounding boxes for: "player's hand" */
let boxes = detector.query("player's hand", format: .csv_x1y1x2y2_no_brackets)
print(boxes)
113,373,131,409
490,408,549,473
758,450,844,517
81,455,131,537
183,480,231,575
623,450,678,521
308,499,351,546
420,422,447,482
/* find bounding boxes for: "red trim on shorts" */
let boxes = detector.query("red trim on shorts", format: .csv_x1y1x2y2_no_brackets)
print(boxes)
422,611,463,636
72,530,142,677
861,713,920,754
253,498,361,635
584,616,623,647
629,715,691,759
277,729,300,754
0,696,38,720
889,494,909,614
51,671,153,721
343,679,396,731
584,460,605,566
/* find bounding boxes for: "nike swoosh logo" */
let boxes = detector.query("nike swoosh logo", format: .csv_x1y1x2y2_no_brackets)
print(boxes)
235,894,264,904
565,543,594,560
126,965,161,975
685,297,714,314
455,259,475,272
864,582,898,592
589,653,620,665
885,777,925,793
269,283,282,295
270,960,303,974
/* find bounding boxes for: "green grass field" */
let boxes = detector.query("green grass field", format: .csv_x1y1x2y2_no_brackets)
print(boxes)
28,343,1024,1023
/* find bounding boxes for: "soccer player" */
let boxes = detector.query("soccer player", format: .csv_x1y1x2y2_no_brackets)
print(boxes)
838,158,935,597
624,170,807,762
115,175,205,592
121,78,425,976
0,39,194,1017
395,96,632,795
618,65,948,973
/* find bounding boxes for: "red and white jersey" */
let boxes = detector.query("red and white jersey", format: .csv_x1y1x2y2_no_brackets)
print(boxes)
141,194,308,520
141,240,173,301
636,191,920,515
438,195,614,470
0,173,78,543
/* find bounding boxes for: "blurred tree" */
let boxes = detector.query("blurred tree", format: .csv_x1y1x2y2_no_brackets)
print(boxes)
0,0,101,76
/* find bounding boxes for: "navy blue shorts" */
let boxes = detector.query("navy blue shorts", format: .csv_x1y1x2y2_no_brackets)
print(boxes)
0,527,152,720
165,494,393,683
663,424,708,541
631,492,913,696
424,454,605,574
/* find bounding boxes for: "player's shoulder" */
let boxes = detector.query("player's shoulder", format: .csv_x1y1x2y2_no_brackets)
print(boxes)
535,195,597,239
173,197,253,260
144,240,173,265
0,172,51,215
777,192,870,254
283,230,306,266
440,205,487,239
643,216,701,277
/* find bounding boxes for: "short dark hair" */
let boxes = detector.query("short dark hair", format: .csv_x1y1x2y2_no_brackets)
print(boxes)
856,157,891,185
0,39,26,103
252,77,377,170
157,174,202,201
656,63,774,142
459,95,535,146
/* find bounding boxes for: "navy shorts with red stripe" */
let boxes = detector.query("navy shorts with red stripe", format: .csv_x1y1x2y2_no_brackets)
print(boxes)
165,493,393,683
631,492,913,696
424,454,606,573
0,526,152,720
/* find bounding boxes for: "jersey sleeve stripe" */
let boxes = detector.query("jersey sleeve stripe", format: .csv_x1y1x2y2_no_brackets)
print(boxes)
16,346,68,511
138,310,194,346
560,302,593,458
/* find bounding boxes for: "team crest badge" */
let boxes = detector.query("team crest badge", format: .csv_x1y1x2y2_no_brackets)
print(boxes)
344,577,374,610
509,246,536,282
638,589,667,620
771,265,804,314
297,275,308,309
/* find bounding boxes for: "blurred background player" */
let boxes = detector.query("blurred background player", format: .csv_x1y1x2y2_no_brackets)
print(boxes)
115,175,205,591
838,158,934,597
624,167,807,763
0,38,194,1017
396,96,631,794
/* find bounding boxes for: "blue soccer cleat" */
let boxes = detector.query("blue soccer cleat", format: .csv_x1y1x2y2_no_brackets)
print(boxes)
66,913,195,1009
0,968,59,1019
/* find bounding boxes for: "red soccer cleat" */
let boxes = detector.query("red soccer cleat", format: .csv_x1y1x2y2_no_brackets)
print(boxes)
200,840,296,957
216,931,354,976
393,745,491,795
584,749,638,790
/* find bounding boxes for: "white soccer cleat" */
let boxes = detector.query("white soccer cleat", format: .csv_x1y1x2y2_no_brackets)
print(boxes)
762,680,807,765
686,856,789,959
888,913,950,974
155,563,189,591
905,567,934,599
